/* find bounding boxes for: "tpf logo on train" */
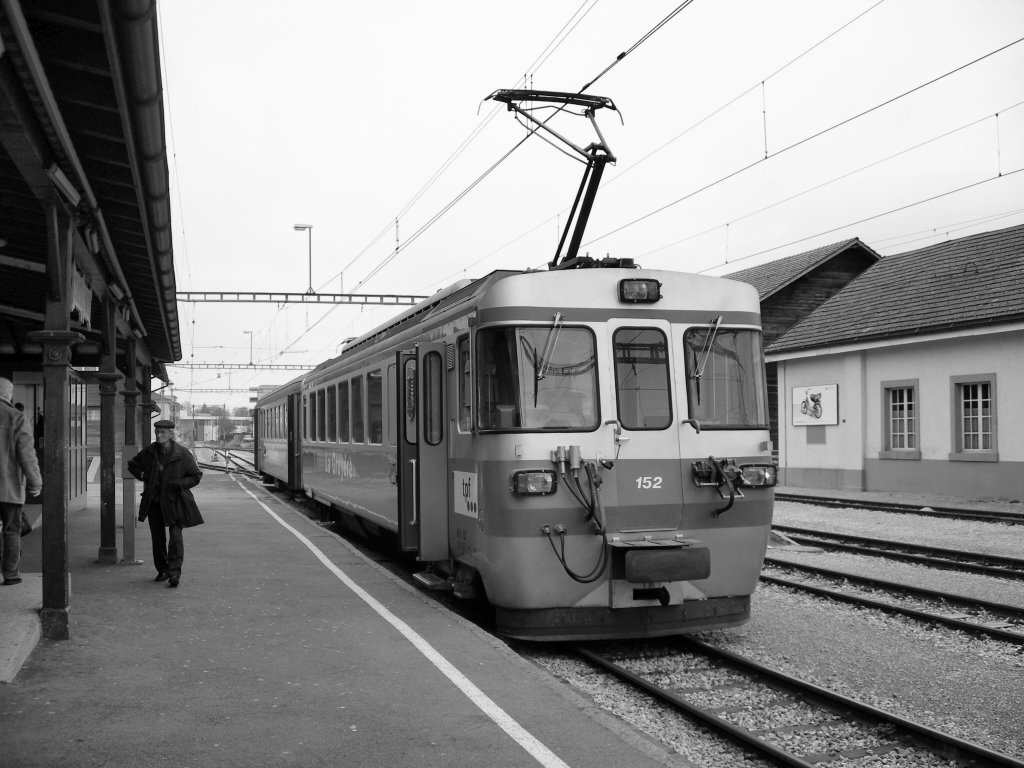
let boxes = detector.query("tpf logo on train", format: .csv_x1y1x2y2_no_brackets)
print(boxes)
453,471,478,519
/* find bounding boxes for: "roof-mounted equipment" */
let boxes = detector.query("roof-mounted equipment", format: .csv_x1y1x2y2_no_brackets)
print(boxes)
486,89,620,271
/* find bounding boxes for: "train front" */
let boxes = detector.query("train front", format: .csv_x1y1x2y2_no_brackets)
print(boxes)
468,267,775,641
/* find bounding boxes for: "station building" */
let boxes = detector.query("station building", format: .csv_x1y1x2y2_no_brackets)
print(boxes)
759,224,1024,502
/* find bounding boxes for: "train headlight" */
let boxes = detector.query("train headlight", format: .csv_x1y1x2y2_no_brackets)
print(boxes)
738,464,777,487
511,470,557,495
618,278,662,303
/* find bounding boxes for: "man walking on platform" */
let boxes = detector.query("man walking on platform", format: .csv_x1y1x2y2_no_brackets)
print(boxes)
128,420,204,588
0,377,42,586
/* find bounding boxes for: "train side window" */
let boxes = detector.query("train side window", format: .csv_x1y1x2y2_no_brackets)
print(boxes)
457,335,472,432
477,325,598,431
368,370,383,445
614,328,671,430
338,380,350,442
351,375,365,443
326,384,337,442
316,388,326,441
424,351,443,446
683,327,768,429
386,364,397,446
306,393,313,441
404,359,417,445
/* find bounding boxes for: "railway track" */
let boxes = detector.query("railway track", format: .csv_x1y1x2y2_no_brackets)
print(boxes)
576,639,1024,768
775,493,1023,525
761,558,1024,645
773,524,1024,580
197,447,261,478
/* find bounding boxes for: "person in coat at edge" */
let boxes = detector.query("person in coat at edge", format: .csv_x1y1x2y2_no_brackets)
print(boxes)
127,419,204,588
0,377,42,586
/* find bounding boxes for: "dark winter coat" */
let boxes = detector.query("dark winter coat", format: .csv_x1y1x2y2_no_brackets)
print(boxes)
0,398,42,504
127,441,204,527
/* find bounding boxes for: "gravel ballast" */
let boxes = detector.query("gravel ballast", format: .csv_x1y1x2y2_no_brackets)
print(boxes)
523,500,1024,766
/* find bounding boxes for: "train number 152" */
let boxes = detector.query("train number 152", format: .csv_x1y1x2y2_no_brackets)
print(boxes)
635,476,663,489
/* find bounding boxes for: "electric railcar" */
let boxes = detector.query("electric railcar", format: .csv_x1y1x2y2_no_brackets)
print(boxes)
255,263,776,641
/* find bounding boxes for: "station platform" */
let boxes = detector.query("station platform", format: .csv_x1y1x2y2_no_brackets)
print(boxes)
0,471,684,768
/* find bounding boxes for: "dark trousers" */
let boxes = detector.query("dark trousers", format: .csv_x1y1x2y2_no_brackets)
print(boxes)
1,501,23,581
147,506,184,578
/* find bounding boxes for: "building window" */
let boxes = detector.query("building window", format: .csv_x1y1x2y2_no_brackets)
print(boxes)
879,379,920,460
950,374,997,462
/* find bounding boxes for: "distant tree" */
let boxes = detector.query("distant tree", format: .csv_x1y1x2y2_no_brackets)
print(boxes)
232,406,250,417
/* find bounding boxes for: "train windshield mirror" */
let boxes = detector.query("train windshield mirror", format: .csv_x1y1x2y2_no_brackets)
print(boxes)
614,328,671,429
477,326,598,431
683,327,768,429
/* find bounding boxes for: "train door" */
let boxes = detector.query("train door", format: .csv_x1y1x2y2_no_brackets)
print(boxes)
609,321,685,529
287,392,303,490
396,344,450,559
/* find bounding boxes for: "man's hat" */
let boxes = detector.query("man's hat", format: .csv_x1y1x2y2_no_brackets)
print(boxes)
154,419,176,430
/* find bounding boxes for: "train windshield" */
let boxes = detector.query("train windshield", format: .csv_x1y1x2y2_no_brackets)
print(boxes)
683,326,768,429
477,326,599,430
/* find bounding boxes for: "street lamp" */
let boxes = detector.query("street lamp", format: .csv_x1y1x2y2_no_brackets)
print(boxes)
294,224,314,294
243,330,254,365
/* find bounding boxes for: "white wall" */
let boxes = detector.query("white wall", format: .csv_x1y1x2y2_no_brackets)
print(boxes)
775,327,1024,499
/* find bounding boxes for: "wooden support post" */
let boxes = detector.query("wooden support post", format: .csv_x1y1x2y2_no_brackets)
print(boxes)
27,330,82,640
97,374,121,563
121,338,140,563
98,297,121,563
26,199,80,640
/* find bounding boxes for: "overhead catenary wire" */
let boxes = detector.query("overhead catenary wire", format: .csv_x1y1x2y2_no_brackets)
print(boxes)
697,166,1024,274
352,0,700,293
322,0,602,292
868,208,1024,252
582,34,1024,250
416,0,892,292
635,101,1024,262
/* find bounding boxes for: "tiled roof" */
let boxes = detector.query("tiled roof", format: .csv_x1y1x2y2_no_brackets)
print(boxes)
767,224,1024,354
725,238,872,299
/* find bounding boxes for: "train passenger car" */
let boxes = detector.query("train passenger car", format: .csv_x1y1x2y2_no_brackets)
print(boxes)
258,262,776,641
254,374,304,492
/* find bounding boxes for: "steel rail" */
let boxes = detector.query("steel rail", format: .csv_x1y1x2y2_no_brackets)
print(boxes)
680,638,1024,767
775,493,1023,525
760,569,1024,646
574,646,818,768
577,641,1024,767
773,525,1024,579
764,555,1024,620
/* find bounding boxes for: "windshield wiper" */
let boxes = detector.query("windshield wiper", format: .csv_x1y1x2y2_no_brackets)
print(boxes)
537,312,564,381
691,315,723,404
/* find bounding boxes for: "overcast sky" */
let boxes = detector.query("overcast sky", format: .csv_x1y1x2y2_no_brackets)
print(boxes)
157,0,1024,409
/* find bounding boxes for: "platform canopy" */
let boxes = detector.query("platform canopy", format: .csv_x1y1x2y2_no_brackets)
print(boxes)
0,0,180,377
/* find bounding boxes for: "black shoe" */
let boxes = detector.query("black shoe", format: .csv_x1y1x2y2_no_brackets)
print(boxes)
154,572,169,582
168,577,179,588
3,577,23,586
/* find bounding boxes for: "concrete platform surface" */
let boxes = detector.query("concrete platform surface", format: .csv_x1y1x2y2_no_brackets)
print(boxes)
0,473,685,768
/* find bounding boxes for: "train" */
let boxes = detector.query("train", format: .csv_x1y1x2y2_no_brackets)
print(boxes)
254,260,776,641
